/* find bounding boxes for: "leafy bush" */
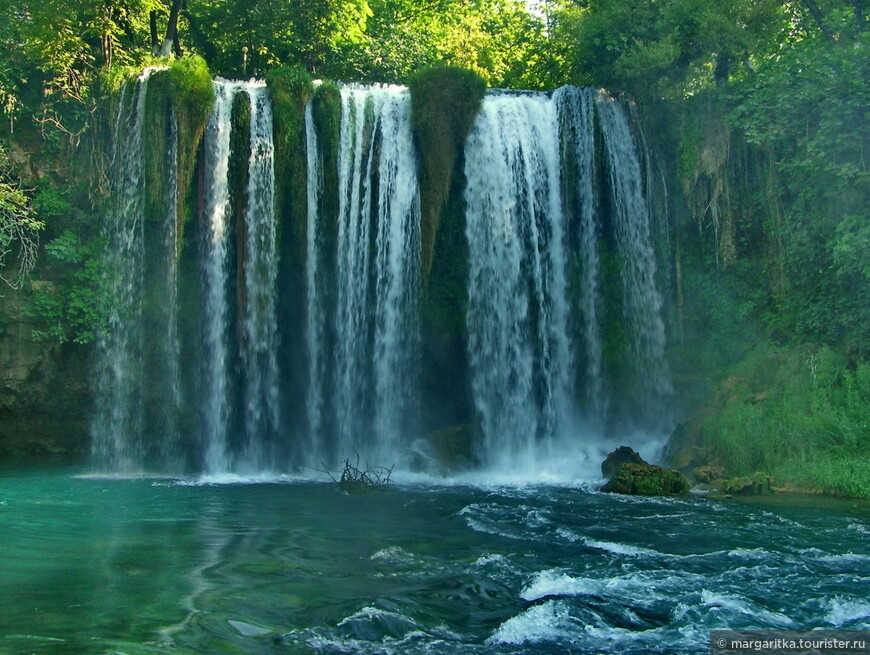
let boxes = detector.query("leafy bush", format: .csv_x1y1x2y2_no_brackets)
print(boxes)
27,230,108,344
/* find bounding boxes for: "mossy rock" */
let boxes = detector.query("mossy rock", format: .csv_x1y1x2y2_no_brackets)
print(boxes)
600,463,690,496
692,464,725,483
408,66,486,285
311,82,342,223
601,445,647,478
724,472,774,496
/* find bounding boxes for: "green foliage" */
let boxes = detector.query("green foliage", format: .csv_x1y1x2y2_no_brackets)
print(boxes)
182,0,372,77
142,69,171,223
729,32,870,358
701,345,870,497
352,0,554,87
27,230,109,344
409,66,485,283
561,0,786,97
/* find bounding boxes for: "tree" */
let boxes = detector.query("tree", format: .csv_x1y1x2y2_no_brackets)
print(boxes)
557,0,787,98
0,147,42,288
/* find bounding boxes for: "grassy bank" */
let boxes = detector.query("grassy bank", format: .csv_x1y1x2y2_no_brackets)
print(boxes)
678,345,870,498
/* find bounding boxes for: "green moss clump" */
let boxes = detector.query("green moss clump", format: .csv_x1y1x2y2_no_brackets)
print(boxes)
311,82,342,226
408,66,486,285
601,463,690,495
724,472,773,495
265,67,313,192
167,55,215,222
142,70,172,223
266,66,313,299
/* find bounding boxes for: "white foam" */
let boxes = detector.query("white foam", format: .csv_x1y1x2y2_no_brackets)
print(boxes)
521,570,592,601
486,600,576,646
700,589,796,628
370,546,416,563
176,472,310,486
816,552,870,564
582,537,662,557
825,596,870,626
473,553,508,567
727,547,771,560
337,606,419,630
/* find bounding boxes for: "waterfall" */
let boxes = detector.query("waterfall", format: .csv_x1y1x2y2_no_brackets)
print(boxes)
200,79,236,474
90,67,162,472
240,83,279,471
597,94,672,427
463,88,673,471
555,86,605,424
92,74,673,479
306,84,421,466
159,110,182,468
303,101,325,459
463,92,573,469
200,78,279,474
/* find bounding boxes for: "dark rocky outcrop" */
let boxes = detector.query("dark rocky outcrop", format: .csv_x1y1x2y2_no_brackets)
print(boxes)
600,446,689,496
601,445,646,479
0,286,90,462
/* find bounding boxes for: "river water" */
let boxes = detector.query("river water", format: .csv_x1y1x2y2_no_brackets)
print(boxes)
1,470,868,654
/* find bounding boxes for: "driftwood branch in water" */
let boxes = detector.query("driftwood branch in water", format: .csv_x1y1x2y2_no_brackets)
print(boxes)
317,452,393,491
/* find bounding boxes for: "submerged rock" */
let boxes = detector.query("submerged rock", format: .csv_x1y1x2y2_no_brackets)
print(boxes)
600,463,690,496
601,446,647,478
416,424,477,473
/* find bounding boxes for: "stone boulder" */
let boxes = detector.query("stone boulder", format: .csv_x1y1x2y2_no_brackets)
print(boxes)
601,446,647,479
600,463,690,496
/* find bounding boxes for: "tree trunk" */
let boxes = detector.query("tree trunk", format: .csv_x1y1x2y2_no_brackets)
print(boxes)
714,53,729,86
159,0,184,57
150,10,160,54
800,0,836,39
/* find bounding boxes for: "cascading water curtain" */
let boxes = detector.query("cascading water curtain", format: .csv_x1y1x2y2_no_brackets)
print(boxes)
596,94,672,429
464,87,673,471
199,79,280,475
464,92,574,470
304,101,326,463
306,84,421,467
157,109,182,468
200,78,236,475
91,68,160,473
554,86,605,426
240,83,280,472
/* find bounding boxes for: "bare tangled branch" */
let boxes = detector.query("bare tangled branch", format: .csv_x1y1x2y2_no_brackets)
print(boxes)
317,451,394,492
0,155,43,289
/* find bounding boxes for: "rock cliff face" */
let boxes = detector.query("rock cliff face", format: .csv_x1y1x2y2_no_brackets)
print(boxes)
0,286,90,461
